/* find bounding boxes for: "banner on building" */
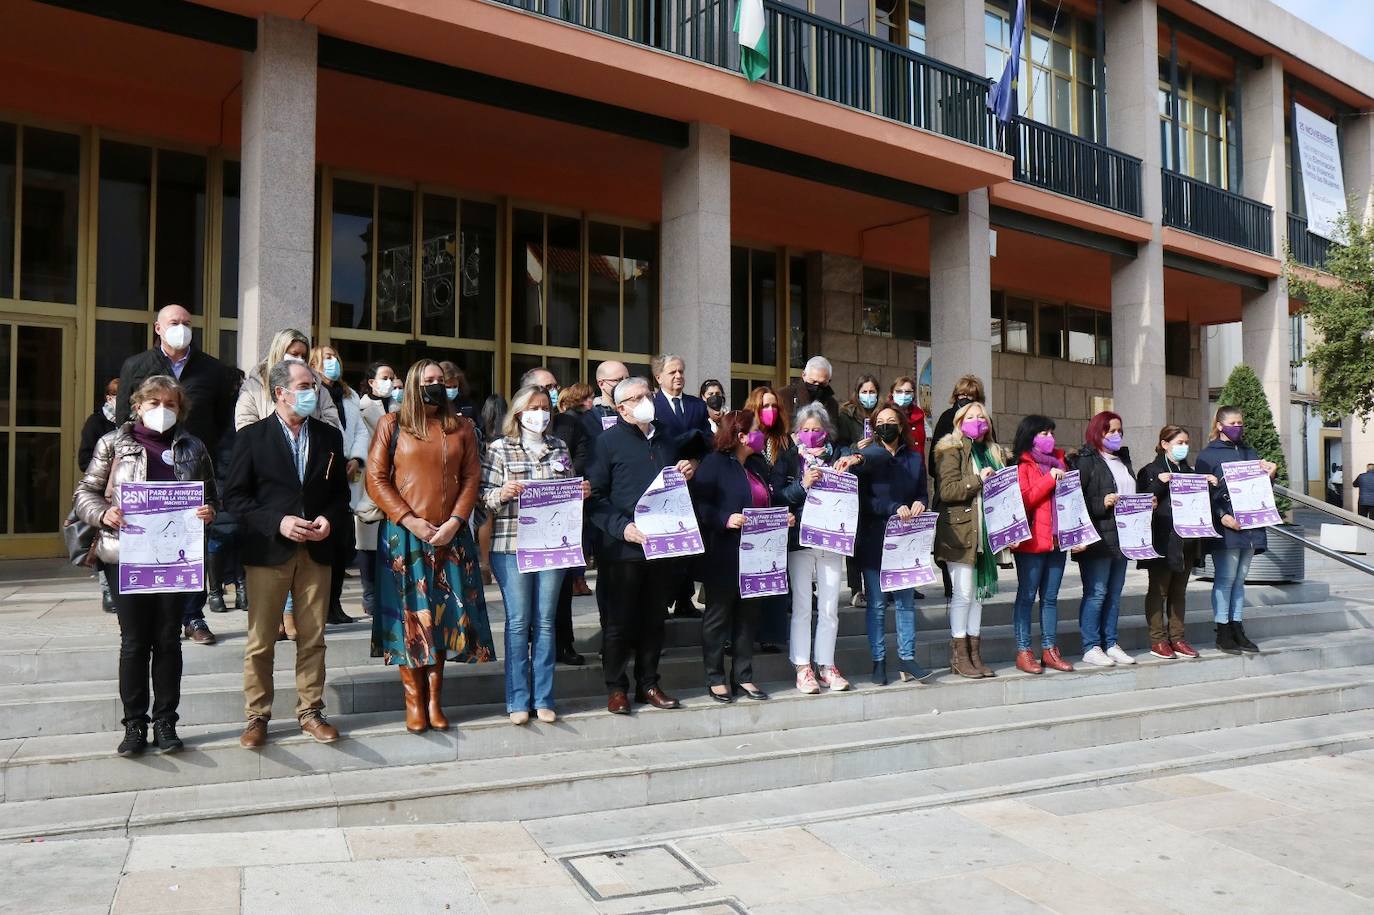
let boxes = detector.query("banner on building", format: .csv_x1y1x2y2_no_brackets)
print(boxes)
1294,103,1348,242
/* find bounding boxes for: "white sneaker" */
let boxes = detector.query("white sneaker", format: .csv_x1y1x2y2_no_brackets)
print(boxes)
1105,644,1136,665
1082,646,1115,668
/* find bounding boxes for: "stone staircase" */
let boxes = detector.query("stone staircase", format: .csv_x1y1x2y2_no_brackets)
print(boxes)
3,568,1374,843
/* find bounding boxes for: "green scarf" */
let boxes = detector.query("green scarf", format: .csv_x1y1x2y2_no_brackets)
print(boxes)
970,442,1000,601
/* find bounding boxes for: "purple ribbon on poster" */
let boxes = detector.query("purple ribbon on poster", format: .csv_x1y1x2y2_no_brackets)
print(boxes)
1114,493,1162,560
739,507,790,598
1223,460,1282,529
1168,474,1220,538
799,467,858,557
1053,470,1101,550
982,465,1031,553
516,478,585,572
879,512,938,591
117,481,205,594
634,467,705,559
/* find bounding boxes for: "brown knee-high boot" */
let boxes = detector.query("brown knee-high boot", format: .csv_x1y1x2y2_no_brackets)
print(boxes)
427,658,449,731
399,666,429,734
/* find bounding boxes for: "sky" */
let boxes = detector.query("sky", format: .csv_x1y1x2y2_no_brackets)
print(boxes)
1270,0,1374,60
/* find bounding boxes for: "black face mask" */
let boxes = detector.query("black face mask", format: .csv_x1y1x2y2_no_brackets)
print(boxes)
420,383,447,406
806,381,833,401
875,423,902,444
705,394,725,411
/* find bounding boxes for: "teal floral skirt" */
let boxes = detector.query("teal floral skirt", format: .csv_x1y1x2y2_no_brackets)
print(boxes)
371,520,496,668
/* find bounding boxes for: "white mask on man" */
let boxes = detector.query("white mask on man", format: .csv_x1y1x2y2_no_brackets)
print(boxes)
162,323,192,350
632,398,656,424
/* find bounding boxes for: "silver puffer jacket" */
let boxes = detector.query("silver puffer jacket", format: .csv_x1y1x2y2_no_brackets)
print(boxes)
72,422,219,565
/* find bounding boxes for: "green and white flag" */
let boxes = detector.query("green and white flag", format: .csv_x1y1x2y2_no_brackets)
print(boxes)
733,0,769,82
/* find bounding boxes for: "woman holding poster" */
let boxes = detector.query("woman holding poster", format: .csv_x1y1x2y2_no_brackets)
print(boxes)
690,409,787,703
1071,411,1139,668
1194,406,1278,654
934,402,1007,679
1135,425,1216,660
480,383,582,724
1010,416,1073,675
73,375,218,758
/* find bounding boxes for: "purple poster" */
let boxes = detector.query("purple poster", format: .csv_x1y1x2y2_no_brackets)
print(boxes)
982,465,1031,553
1053,471,1101,550
1223,460,1282,529
799,468,858,557
739,507,789,598
879,512,938,591
634,467,705,559
1168,474,1220,538
600,414,618,431
1114,493,1162,560
117,481,205,594
516,478,585,572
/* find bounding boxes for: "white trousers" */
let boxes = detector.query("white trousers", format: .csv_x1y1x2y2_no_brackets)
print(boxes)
788,548,844,666
948,561,983,637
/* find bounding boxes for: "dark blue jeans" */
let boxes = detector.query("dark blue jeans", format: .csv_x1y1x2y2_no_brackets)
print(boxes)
1012,550,1066,651
1078,554,1127,652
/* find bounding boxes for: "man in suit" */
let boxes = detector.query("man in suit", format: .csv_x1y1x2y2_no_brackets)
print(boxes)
650,353,711,618
116,303,237,644
224,360,354,749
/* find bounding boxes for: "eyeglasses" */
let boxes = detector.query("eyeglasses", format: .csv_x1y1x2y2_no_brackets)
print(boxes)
618,392,646,405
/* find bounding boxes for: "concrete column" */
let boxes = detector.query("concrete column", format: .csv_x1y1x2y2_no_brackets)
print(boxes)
925,0,994,412
660,122,731,390
1240,56,1292,464
238,15,318,369
1106,0,1167,457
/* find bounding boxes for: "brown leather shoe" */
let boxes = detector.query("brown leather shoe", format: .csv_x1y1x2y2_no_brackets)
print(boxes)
239,718,268,749
950,638,981,679
399,666,429,734
1014,649,1043,674
427,659,450,731
300,714,339,743
183,620,216,645
1041,646,1074,672
634,686,681,709
607,691,631,715
967,636,995,677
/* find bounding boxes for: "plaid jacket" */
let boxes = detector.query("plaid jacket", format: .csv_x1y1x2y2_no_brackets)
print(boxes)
479,434,574,553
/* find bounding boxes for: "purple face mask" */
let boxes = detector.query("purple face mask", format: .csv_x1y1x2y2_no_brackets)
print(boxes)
961,418,989,439
1033,434,1056,454
797,429,828,449
1221,423,1243,442
745,430,766,453
1102,431,1124,453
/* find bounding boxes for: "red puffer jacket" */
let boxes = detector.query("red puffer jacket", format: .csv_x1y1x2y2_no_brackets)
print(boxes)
1014,449,1065,553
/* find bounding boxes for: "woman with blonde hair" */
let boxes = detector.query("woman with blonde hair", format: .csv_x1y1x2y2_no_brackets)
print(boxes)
309,345,369,624
366,360,495,733
934,400,1009,678
235,329,340,431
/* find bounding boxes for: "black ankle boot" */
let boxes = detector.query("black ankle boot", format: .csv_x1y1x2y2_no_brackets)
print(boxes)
1230,621,1259,653
871,659,888,686
153,719,184,754
1215,623,1241,653
117,722,148,757
235,578,249,611
326,600,356,625
206,552,227,612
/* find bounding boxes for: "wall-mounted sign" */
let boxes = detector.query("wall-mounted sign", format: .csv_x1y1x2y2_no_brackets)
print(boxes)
1294,104,1348,242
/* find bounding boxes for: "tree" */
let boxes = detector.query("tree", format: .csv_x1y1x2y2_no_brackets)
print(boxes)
1215,363,1290,513
1286,211,1374,426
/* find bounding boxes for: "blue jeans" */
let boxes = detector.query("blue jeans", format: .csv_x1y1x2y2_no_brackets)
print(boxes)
1012,550,1066,651
1210,547,1254,624
491,552,563,714
862,570,916,661
1078,554,1127,651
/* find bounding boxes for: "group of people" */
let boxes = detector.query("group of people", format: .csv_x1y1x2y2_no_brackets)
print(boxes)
73,307,1282,756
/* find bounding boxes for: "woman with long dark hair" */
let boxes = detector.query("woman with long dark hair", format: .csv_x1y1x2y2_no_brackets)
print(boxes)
1009,415,1072,674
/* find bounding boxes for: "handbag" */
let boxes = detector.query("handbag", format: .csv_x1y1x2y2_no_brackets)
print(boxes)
62,508,98,567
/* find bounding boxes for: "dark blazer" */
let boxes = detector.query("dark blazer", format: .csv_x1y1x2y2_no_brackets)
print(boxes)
587,419,684,563
1069,445,1135,562
223,414,354,567
853,442,929,572
690,450,778,590
1136,452,1203,573
116,346,235,456
770,444,845,552
653,391,712,454
552,409,591,477
1194,438,1269,553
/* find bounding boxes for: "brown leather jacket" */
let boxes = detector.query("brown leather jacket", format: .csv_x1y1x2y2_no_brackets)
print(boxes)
365,412,480,526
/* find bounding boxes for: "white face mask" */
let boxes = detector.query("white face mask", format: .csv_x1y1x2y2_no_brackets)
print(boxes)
162,323,192,350
141,405,176,433
102,401,116,422
374,378,394,397
284,354,305,364
520,409,550,434
631,398,656,424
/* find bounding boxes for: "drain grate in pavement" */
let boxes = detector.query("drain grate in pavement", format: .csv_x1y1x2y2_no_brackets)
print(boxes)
560,844,716,901
631,901,749,914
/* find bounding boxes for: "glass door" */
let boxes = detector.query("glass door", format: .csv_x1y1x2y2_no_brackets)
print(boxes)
0,315,74,556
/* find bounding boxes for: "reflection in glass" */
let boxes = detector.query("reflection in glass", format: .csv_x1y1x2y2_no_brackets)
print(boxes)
15,431,62,533
1097,313,1112,366
0,123,15,299
221,161,240,319
20,128,80,304
330,179,373,330
420,194,458,339
622,227,656,356
789,256,807,370
376,187,414,334
16,325,61,428
510,209,543,346
546,216,581,349
95,321,147,405
219,329,238,371
730,247,750,364
1067,306,1097,364
97,141,152,310
459,201,498,341
862,267,891,338
154,150,207,313
1004,297,1032,354
587,222,621,352
750,250,777,365
1037,303,1065,359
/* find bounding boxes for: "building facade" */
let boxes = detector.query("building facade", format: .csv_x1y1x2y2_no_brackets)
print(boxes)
1,0,1373,558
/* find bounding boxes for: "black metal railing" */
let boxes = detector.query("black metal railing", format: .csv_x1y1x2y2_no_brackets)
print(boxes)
1003,117,1143,216
1161,170,1273,255
1287,213,1334,270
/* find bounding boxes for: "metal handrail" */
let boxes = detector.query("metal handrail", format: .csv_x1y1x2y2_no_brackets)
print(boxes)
1269,525,1374,577
1275,484,1374,533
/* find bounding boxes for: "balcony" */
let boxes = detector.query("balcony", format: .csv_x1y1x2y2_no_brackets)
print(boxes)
1003,117,1143,217
1287,213,1334,270
1161,170,1273,256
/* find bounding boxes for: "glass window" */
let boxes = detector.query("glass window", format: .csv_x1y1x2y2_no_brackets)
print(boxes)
1164,321,1190,376
907,0,926,53
1067,306,1097,363
788,255,808,370
94,321,148,404
218,329,237,371
330,179,373,330
375,186,413,334
990,291,1004,352
0,324,9,422
154,150,207,314
1004,297,1033,353
0,123,15,300
750,249,777,366
892,272,931,341
1037,302,1064,359
97,141,151,310
0,431,8,533
1096,312,1112,366
17,324,62,428
20,128,80,304
458,200,497,341
587,221,621,352
545,215,581,349
511,208,543,346
420,193,458,339
220,161,240,319
14,430,60,533
622,226,656,356
862,267,891,337
730,246,750,364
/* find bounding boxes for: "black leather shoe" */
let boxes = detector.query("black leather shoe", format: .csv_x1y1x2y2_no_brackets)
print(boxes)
327,601,357,625
556,646,586,666
207,590,228,613
707,687,733,704
117,722,147,757
733,683,769,701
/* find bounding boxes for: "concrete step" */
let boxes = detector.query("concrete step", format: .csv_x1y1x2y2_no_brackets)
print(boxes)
2,594,1370,742
0,580,1334,686
2,632,1372,812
